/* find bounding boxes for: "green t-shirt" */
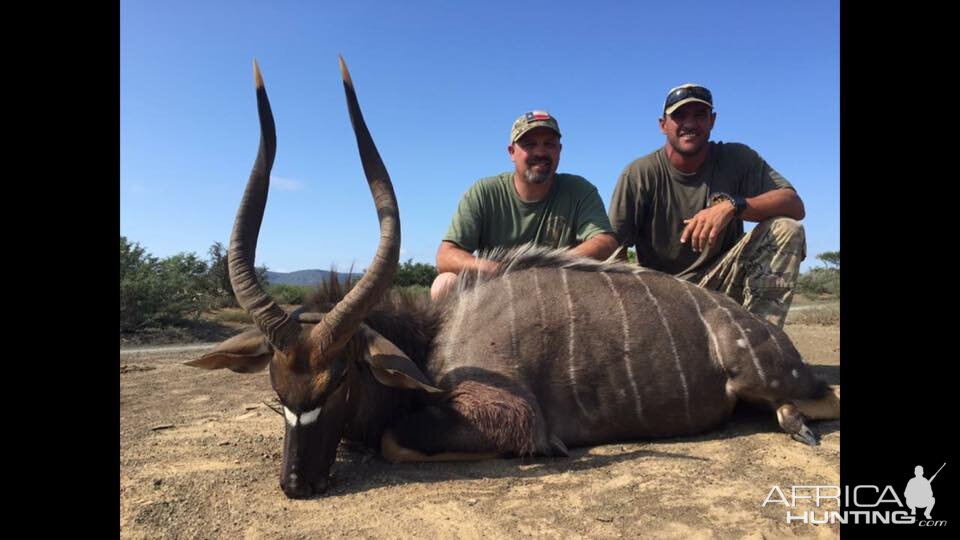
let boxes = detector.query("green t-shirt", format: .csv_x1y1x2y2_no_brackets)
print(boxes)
608,142,795,280
444,172,613,254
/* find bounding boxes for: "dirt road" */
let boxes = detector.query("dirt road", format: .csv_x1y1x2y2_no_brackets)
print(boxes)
120,323,840,538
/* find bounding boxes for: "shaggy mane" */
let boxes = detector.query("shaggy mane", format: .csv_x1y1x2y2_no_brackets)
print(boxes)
453,244,654,294
302,273,443,366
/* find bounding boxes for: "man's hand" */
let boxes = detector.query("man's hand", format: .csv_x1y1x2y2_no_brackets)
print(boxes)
680,202,735,252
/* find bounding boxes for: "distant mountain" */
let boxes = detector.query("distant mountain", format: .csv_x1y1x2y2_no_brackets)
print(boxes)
265,269,362,287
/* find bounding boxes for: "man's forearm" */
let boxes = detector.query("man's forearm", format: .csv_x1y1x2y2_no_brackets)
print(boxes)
436,241,498,275
569,233,619,261
742,188,805,222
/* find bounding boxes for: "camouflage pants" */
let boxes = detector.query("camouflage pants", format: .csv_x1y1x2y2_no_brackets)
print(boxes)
696,218,806,329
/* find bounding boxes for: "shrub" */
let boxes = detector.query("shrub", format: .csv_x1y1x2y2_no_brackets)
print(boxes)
796,267,840,297
267,284,313,305
120,237,211,330
392,259,438,288
204,241,269,307
786,304,840,326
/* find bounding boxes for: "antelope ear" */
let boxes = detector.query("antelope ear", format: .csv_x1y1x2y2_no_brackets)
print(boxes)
359,325,443,393
184,328,273,373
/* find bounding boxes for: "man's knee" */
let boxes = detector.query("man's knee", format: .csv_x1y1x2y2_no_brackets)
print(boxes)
756,217,804,239
755,217,806,257
770,216,804,238
430,272,459,301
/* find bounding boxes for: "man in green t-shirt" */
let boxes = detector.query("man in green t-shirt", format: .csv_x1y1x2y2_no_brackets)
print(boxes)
608,84,807,328
432,110,618,300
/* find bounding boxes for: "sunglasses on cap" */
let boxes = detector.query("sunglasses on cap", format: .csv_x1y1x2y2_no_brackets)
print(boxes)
664,85,713,111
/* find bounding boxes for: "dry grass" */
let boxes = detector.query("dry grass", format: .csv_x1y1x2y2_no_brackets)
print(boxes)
786,303,840,326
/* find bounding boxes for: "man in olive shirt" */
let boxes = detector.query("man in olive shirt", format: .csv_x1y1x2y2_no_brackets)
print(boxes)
432,110,618,300
608,84,806,328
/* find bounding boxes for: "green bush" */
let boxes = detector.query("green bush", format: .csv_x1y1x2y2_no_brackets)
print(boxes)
796,267,840,297
392,259,438,288
267,284,313,305
120,237,211,330
121,236,274,330
205,241,269,307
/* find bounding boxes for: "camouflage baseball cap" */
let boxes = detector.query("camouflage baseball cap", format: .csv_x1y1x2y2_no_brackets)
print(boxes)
510,110,561,143
663,83,713,115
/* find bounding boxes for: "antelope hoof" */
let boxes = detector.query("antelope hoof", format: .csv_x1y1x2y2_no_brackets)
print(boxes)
791,425,819,447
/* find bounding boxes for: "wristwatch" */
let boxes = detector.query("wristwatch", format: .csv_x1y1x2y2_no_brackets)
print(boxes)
709,191,747,217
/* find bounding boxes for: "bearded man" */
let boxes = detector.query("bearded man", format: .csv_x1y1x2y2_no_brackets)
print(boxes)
432,111,617,300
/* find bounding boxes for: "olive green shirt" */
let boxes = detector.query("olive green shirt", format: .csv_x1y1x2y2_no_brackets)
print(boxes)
608,142,794,280
444,172,613,254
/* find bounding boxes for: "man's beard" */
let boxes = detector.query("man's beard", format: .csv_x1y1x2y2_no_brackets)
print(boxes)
523,160,553,184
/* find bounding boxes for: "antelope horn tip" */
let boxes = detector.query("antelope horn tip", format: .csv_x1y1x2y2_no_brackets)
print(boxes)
338,55,353,88
253,59,264,89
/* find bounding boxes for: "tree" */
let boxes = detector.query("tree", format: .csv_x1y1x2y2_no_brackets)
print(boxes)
206,241,231,297
816,251,840,269
392,259,438,288
796,250,840,297
120,236,161,330
120,237,209,329
120,236,270,330
157,252,211,318
205,241,269,307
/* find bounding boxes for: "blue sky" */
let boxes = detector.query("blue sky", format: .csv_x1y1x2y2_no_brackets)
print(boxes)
121,0,839,273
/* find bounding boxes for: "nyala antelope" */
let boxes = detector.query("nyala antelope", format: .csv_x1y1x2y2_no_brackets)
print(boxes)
187,57,840,499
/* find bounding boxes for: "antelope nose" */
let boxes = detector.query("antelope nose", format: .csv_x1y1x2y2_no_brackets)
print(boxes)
280,476,314,499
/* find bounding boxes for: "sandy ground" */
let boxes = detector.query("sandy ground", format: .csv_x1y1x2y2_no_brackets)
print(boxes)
120,322,840,539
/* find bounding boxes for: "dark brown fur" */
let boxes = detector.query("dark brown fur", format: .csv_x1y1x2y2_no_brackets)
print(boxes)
446,381,537,455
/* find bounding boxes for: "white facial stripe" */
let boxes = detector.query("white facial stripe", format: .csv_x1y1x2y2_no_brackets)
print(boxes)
283,406,298,427
299,406,322,426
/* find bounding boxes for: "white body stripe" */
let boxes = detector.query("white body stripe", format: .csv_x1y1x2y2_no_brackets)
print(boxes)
503,273,519,364
635,274,692,427
768,328,789,360
561,269,592,420
443,286,473,369
704,293,767,383
532,269,547,355
602,272,644,422
681,282,725,370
